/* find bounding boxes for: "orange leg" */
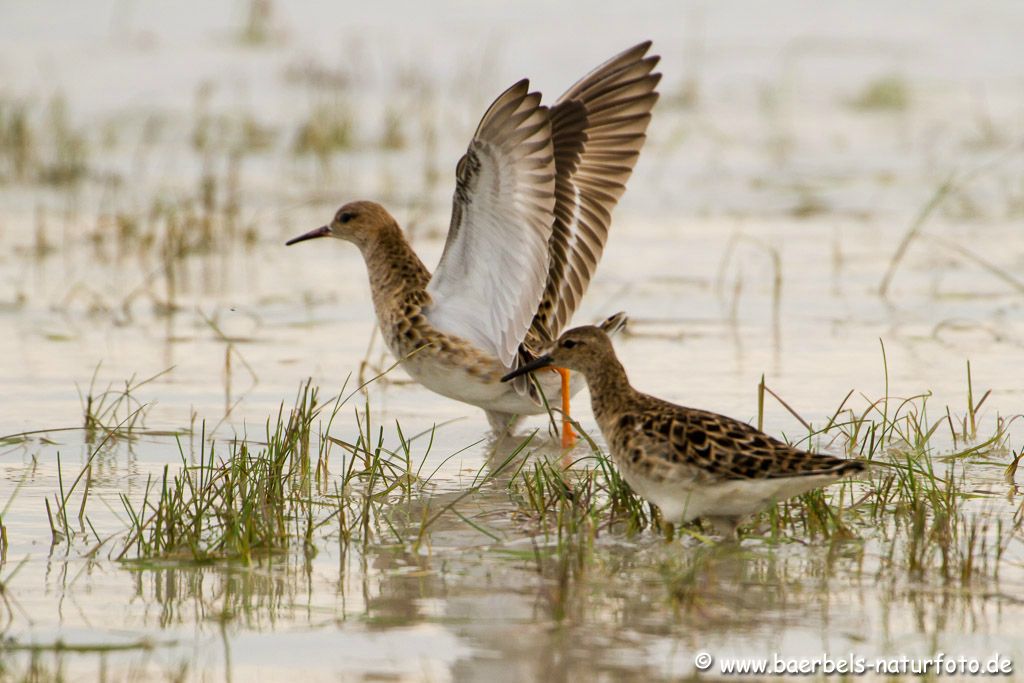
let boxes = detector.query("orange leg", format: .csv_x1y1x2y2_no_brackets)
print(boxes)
557,367,576,449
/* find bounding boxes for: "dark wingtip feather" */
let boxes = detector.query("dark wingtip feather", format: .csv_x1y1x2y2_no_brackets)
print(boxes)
524,42,662,343
837,459,868,476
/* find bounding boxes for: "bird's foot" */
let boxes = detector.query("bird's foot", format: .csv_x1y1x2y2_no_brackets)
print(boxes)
706,516,741,542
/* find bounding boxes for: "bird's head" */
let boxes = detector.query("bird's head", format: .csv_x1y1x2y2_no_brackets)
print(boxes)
501,326,615,382
286,200,397,250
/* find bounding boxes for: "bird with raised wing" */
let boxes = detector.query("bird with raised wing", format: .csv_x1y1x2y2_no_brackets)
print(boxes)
286,42,661,446
502,326,866,537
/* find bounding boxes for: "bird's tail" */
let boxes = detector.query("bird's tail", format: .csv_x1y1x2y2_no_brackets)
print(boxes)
832,459,868,477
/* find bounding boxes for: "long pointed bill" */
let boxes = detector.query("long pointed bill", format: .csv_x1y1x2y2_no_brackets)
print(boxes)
285,225,331,246
500,355,553,382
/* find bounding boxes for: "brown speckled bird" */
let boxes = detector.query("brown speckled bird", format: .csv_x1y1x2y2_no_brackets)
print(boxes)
286,42,661,447
503,326,866,537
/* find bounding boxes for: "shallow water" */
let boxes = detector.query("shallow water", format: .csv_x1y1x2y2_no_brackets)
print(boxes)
2,2,1024,681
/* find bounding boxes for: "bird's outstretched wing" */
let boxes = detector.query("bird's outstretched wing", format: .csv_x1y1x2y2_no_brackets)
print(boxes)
425,80,556,367
527,41,661,347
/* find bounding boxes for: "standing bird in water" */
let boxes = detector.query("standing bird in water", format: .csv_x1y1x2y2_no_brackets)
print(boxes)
287,42,660,446
503,326,866,537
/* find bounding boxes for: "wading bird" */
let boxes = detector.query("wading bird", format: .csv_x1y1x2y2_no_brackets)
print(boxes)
503,326,866,537
287,42,660,446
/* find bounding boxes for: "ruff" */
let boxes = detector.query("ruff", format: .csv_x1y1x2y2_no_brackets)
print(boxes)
503,326,866,537
287,42,661,446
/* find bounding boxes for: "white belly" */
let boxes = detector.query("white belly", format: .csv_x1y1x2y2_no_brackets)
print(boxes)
399,352,579,416
622,471,842,523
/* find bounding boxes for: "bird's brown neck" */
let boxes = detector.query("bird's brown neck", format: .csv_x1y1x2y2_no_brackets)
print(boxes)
359,223,432,311
584,354,635,422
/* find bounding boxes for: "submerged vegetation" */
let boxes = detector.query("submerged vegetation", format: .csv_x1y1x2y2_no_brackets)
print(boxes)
15,359,1021,571
0,95,87,186
848,74,910,112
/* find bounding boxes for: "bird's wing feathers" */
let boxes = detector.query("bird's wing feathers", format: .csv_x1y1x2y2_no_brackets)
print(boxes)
527,41,661,346
426,80,556,366
630,399,865,481
426,41,660,369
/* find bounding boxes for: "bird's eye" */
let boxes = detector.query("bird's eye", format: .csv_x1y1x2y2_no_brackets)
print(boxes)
338,212,355,224
562,339,578,349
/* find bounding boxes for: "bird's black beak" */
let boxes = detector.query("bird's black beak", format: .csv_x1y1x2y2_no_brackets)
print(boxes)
285,225,331,246
501,355,554,382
